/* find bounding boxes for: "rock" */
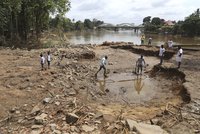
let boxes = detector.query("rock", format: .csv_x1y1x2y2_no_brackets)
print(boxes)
9,107,17,113
24,104,28,107
126,119,135,131
126,119,168,134
55,101,60,106
94,112,103,119
16,110,20,114
106,125,115,131
43,98,52,104
6,84,11,88
113,71,118,73
66,113,79,124
94,120,101,124
48,82,55,87
62,124,70,131
103,114,116,123
194,129,200,133
82,125,95,132
35,113,48,125
30,129,43,134
31,125,43,129
49,123,57,131
18,119,24,123
105,88,110,93
70,126,76,132
53,130,61,134
79,50,95,59
67,89,76,96
31,105,41,114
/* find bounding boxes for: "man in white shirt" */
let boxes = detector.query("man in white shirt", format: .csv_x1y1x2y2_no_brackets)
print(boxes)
176,46,183,69
136,55,146,75
40,53,45,70
168,39,173,48
95,56,108,78
159,45,165,65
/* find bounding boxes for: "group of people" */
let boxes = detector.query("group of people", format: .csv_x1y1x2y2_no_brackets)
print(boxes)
159,45,183,68
95,44,183,78
140,35,153,45
40,51,51,70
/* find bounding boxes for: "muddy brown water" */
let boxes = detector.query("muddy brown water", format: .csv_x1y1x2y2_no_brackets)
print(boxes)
97,73,160,103
67,30,200,46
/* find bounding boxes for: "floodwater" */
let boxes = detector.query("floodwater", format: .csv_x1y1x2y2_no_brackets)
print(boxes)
97,73,159,104
67,30,200,47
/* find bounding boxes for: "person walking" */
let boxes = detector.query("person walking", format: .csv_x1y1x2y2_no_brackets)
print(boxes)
136,55,146,75
95,56,108,78
159,45,165,65
47,51,51,69
40,53,45,70
176,46,183,69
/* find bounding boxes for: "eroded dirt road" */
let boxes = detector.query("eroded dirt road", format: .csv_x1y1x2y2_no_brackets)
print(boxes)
0,43,199,134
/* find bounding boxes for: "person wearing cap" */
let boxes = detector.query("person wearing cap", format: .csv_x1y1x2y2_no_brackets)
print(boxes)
136,55,146,75
95,56,108,78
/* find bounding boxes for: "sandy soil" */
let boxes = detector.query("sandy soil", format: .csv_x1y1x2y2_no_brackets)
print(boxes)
0,43,199,134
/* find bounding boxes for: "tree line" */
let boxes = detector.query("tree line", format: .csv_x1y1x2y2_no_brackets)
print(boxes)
49,16,104,32
143,9,200,37
0,0,70,45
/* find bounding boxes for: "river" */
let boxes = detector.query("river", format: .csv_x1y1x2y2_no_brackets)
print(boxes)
67,30,200,47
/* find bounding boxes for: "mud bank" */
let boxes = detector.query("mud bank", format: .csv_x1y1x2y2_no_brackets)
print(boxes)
0,42,199,134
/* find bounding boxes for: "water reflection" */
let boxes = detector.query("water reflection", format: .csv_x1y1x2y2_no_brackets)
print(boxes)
98,78,106,95
134,75,145,94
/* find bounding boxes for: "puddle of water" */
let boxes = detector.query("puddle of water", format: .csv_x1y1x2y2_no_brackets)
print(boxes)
97,73,158,103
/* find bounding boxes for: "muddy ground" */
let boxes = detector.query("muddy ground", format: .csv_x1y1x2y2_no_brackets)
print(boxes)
0,43,199,134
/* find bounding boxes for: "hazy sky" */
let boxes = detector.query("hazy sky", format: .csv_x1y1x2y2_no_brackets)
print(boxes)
66,0,199,25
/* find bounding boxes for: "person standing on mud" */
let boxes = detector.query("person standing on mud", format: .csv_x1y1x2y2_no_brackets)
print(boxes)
176,46,183,69
95,56,108,78
47,51,51,69
159,45,165,65
40,53,45,70
168,39,173,49
141,34,145,45
148,37,152,45
136,55,146,75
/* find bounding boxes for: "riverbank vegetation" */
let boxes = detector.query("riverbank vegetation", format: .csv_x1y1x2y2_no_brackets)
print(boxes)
143,9,200,37
0,0,104,47
0,0,71,46
49,16,104,32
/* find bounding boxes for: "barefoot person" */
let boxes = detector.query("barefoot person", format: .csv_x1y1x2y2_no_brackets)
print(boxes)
95,56,108,78
136,55,146,75
47,51,51,69
159,45,165,65
40,53,45,70
176,46,183,69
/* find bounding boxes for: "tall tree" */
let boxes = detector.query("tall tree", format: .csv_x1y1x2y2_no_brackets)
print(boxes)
151,17,161,25
143,16,151,24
